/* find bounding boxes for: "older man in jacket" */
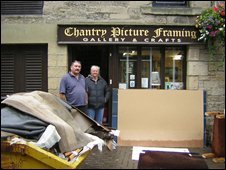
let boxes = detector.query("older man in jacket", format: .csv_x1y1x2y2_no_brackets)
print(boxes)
85,65,110,124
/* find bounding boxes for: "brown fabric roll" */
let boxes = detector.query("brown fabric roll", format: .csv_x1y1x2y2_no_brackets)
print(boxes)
138,151,208,169
212,116,225,157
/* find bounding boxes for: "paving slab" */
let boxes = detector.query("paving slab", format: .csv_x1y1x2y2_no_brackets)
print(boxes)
77,146,225,169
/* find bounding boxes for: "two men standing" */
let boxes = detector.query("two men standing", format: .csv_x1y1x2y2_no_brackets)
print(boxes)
59,60,110,124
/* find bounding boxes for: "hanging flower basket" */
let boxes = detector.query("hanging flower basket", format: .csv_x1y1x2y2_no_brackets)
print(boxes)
195,3,225,56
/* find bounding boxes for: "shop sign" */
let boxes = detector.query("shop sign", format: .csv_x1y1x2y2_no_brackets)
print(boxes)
57,25,201,44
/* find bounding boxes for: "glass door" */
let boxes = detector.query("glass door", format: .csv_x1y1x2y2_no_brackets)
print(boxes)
165,47,184,90
119,47,137,89
141,47,161,89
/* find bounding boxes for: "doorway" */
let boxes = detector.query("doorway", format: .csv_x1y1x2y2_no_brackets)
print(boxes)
68,45,109,80
68,45,110,125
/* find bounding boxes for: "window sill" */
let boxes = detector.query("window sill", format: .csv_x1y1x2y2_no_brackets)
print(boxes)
141,6,203,16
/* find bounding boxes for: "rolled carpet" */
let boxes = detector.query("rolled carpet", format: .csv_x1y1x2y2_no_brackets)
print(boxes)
138,151,208,169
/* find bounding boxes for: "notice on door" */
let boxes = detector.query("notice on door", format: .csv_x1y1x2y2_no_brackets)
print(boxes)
142,78,149,88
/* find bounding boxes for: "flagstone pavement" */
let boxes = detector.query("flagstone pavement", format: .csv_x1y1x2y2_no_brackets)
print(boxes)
77,146,225,169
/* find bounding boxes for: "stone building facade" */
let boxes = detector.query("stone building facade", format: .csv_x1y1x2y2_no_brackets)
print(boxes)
1,1,225,146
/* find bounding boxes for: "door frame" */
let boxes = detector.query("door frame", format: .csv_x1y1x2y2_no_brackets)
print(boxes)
68,45,113,126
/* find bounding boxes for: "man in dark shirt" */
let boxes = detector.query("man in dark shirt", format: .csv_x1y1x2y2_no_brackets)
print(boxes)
59,60,87,113
85,65,110,124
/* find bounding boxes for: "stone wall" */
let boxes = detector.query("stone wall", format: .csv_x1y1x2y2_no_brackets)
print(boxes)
187,45,225,112
187,44,225,146
2,1,206,24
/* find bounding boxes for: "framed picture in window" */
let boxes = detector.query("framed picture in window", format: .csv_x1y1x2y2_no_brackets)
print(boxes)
151,72,160,86
130,81,135,88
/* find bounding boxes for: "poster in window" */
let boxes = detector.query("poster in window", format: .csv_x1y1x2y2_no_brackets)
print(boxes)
119,83,127,89
130,81,135,88
130,74,135,80
141,78,149,88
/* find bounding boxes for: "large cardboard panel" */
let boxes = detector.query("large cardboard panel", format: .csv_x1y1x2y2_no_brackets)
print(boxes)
118,90,204,147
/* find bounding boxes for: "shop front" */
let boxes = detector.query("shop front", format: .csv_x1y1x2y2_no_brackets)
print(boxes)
58,25,200,90
57,25,202,128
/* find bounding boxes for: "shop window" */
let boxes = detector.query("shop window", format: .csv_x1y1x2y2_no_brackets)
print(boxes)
118,46,186,90
165,47,185,90
1,1,44,15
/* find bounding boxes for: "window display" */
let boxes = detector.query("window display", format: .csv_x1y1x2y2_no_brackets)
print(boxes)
118,46,185,89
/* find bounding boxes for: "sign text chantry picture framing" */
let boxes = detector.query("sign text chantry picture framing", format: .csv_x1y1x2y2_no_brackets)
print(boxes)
57,25,201,44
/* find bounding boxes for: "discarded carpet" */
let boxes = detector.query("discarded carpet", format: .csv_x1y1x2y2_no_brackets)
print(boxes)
138,151,208,169
1,91,98,153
